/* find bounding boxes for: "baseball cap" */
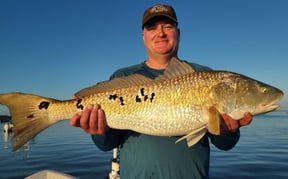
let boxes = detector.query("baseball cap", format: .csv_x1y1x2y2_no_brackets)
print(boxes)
142,4,178,29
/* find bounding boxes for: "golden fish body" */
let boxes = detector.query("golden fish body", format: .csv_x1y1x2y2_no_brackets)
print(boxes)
81,73,209,136
0,58,284,151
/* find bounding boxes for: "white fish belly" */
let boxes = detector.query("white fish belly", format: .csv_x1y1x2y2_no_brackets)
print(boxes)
106,104,207,136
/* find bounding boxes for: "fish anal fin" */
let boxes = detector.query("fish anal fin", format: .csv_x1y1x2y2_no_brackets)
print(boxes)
175,126,207,147
206,106,221,135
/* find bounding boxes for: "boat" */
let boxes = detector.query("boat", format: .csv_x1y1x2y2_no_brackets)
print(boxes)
24,148,120,179
3,122,13,133
107,148,120,179
25,170,77,179
0,115,11,123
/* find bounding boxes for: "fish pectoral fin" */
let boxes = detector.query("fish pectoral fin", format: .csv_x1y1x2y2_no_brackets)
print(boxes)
206,106,221,135
175,125,207,147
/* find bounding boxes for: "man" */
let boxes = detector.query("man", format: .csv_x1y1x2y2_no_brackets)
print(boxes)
70,4,252,178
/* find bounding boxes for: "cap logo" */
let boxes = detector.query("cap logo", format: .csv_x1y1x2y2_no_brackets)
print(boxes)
150,5,168,13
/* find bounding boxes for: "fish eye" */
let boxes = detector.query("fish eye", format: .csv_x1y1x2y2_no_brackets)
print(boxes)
262,88,268,93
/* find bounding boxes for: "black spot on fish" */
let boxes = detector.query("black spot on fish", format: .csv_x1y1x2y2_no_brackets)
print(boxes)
39,101,50,110
136,95,141,103
135,89,156,103
27,114,34,118
144,95,148,102
150,93,155,102
140,88,145,96
76,99,84,110
109,94,118,100
119,97,125,106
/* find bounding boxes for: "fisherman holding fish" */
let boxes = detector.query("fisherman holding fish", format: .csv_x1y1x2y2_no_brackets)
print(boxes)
0,3,283,179
70,4,253,179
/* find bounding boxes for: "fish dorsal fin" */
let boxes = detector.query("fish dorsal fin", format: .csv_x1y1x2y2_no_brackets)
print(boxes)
75,58,194,97
156,57,195,80
75,73,153,97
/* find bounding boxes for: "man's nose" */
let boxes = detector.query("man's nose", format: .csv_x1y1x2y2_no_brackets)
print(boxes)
156,26,166,37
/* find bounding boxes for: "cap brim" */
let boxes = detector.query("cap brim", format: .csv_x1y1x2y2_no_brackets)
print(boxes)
142,14,177,28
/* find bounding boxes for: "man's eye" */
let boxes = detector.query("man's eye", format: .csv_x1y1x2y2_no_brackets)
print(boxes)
163,25,174,29
146,26,156,30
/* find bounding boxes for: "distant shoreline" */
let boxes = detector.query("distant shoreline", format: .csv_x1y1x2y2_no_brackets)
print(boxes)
0,115,11,123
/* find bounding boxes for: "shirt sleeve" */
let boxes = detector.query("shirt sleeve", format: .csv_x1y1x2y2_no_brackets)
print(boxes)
208,130,240,150
91,129,122,151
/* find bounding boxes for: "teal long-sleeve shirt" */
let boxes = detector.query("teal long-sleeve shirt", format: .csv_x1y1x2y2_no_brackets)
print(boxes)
91,59,240,179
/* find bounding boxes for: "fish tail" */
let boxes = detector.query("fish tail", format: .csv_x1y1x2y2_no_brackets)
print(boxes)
0,92,61,151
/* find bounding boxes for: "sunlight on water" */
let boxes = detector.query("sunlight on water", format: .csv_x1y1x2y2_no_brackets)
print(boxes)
0,111,287,179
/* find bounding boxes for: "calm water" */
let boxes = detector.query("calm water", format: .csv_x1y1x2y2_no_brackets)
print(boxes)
0,110,287,179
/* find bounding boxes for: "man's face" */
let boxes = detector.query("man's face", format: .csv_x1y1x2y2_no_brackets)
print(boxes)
142,17,180,58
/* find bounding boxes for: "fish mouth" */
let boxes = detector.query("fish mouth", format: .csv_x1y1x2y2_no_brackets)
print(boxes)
263,104,281,111
260,98,282,113
250,103,280,117
252,96,283,116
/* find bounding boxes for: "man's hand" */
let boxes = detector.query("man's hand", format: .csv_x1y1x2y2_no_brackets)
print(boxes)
70,104,109,135
220,112,253,134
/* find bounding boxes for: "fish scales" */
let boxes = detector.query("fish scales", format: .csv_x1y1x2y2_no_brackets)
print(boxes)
70,72,227,135
40,73,215,134
0,58,284,151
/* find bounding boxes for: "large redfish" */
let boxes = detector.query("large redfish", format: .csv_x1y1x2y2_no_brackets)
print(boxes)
0,58,284,151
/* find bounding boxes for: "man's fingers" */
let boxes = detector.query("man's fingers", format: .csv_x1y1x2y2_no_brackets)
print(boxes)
70,103,108,135
220,113,239,134
89,105,99,131
80,104,92,129
97,108,107,134
239,112,253,126
70,112,81,127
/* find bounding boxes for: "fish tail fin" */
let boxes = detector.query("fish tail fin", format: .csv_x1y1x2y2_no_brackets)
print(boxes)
0,92,60,151
206,106,221,135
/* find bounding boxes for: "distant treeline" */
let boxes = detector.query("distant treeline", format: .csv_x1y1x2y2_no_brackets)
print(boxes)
0,115,11,123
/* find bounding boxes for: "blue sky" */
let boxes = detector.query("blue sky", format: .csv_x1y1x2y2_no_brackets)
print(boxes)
0,0,287,115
